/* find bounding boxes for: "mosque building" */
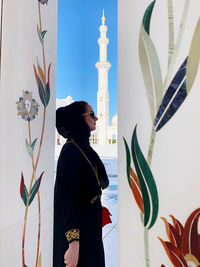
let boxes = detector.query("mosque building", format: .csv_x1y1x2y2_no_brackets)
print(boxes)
56,11,118,146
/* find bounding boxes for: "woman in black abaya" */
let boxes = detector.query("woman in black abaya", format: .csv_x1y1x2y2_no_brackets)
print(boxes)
53,101,109,267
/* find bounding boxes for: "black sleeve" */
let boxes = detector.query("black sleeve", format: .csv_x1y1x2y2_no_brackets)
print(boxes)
58,144,82,243
97,161,109,189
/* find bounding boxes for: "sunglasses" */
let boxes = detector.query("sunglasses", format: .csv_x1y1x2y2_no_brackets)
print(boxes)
82,111,95,119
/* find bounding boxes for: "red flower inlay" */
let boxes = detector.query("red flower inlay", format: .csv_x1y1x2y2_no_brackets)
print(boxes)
159,208,200,267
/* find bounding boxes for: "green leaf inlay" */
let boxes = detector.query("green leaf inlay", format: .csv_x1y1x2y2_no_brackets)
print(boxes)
186,18,200,94
46,82,50,106
139,25,163,122
26,139,33,158
142,0,156,35
123,137,131,186
38,75,47,107
41,30,47,40
31,138,38,151
23,185,28,206
37,24,44,45
131,126,158,229
29,172,44,206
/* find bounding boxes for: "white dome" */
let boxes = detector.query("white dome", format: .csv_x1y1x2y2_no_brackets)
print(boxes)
111,113,118,126
56,95,75,109
65,95,74,105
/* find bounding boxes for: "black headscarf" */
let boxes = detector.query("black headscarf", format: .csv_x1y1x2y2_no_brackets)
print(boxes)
56,101,90,141
56,101,109,189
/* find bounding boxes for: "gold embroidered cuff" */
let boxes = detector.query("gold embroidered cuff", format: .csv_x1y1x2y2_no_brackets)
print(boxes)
65,229,80,242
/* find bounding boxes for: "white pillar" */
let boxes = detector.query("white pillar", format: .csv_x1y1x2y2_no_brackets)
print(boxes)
96,10,111,145
119,1,200,266
0,0,57,266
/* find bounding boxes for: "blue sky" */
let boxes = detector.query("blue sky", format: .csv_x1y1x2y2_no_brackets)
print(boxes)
56,0,117,122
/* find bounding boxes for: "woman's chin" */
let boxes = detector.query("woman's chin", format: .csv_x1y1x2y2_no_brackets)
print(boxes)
91,126,96,131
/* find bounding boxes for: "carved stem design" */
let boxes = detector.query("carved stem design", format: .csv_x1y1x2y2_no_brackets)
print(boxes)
144,128,156,267
167,0,175,68
35,3,47,266
22,121,36,267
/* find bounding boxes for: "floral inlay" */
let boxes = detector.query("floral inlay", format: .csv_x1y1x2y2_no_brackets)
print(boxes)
16,1,52,267
16,91,39,121
159,208,200,267
38,0,48,5
123,1,200,266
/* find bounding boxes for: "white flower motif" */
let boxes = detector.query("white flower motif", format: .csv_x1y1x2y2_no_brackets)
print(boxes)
16,91,39,121
39,0,48,4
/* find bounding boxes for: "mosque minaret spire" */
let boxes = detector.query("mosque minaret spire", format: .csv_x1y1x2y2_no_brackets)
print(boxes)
95,10,111,145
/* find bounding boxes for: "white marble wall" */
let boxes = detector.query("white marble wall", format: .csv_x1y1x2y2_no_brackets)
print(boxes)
0,0,57,266
118,0,200,266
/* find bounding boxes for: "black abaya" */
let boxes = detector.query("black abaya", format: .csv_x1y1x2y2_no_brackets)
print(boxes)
53,140,107,267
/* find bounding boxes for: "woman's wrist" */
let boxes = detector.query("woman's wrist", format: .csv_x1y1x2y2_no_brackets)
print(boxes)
69,240,79,248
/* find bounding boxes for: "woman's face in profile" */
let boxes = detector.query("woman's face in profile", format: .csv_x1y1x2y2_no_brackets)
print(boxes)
83,104,98,131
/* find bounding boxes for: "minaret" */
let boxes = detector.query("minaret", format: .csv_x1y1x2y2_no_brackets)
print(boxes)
95,10,111,145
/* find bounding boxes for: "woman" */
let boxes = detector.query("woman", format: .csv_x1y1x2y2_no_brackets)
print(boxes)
53,101,109,267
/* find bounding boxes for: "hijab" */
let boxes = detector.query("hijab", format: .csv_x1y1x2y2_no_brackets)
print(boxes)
56,101,109,189
56,101,90,141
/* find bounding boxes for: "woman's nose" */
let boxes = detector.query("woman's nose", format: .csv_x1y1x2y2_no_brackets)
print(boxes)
95,116,98,121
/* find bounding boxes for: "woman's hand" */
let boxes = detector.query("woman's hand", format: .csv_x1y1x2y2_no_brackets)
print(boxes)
64,240,79,267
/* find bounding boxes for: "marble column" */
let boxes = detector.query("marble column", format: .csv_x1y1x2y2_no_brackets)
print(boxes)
118,1,200,266
0,0,57,266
